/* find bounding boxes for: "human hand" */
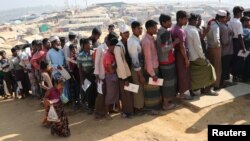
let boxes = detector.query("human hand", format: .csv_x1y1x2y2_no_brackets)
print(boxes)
152,75,158,82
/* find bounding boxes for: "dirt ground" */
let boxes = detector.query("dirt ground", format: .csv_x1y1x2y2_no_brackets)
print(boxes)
0,95,250,141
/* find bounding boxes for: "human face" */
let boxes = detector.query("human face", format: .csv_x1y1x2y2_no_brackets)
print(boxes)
44,41,51,49
108,27,115,33
180,17,188,26
37,44,42,51
32,46,38,53
238,12,243,18
150,25,158,35
132,26,143,36
108,45,115,53
95,34,101,41
162,20,172,29
244,20,250,28
2,52,6,59
54,40,61,48
12,50,17,57
120,31,130,40
56,82,64,92
219,17,227,23
197,18,202,27
71,47,77,55
83,42,91,51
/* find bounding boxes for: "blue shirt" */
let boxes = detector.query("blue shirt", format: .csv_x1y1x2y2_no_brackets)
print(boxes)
46,48,65,70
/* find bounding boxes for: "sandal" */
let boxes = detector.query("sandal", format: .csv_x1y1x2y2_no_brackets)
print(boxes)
105,114,112,120
203,90,218,96
162,103,176,110
178,94,194,100
148,110,160,116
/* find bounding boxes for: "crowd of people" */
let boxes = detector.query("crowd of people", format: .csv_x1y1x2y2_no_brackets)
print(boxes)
0,6,250,137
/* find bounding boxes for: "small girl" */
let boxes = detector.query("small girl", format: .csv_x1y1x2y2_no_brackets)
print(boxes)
44,77,70,137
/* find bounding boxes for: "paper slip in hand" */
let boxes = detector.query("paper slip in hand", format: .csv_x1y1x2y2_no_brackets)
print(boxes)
97,81,103,94
66,57,77,64
82,79,91,92
17,81,23,89
58,67,71,80
148,77,164,86
124,83,139,93
238,50,250,58
25,47,31,57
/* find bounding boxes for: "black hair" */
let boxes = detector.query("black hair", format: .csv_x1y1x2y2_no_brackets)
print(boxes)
106,32,119,43
109,38,119,46
92,27,102,35
188,13,199,22
131,21,141,29
197,14,202,20
108,24,115,28
240,16,250,24
31,40,38,46
42,38,49,45
54,77,64,85
69,44,77,51
159,14,171,26
176,10,188,22
80,38,90,47
145,20,158,29
68,35,76,41
233,6,244,16
11,47,17,53
0,50,5,56
59,37,66,43
225,10,230,17
40,61,48,70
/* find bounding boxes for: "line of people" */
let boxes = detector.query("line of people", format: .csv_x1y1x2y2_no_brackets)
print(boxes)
1,6,250,138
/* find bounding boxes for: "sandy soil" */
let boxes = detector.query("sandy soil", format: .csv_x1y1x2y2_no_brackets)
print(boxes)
0,95,250,141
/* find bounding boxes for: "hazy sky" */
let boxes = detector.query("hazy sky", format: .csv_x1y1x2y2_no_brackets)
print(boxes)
0,0,158,11
1,0,249,11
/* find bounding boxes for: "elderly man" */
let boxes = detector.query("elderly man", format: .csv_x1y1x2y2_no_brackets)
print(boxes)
114,24,133,118
206,10,227,90
47,36,65,74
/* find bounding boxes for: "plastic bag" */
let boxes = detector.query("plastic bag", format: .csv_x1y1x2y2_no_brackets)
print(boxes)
47,105,60,122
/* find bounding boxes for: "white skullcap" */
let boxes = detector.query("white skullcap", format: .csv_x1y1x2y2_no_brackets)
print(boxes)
50,36,60,42
119,24,129,33
217,10,227,17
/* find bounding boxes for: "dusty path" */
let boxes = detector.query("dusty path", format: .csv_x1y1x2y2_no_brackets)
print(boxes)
0,96,250,141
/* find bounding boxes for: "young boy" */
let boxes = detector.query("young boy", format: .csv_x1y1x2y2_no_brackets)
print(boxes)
0,50,14,98
157,14,179,110
69,44,80,108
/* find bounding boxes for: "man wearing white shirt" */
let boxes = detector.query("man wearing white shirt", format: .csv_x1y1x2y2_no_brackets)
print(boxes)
128,21,145,114
185,13,217,96
228,6,246,82
206,10,227,90
63,31,77,69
